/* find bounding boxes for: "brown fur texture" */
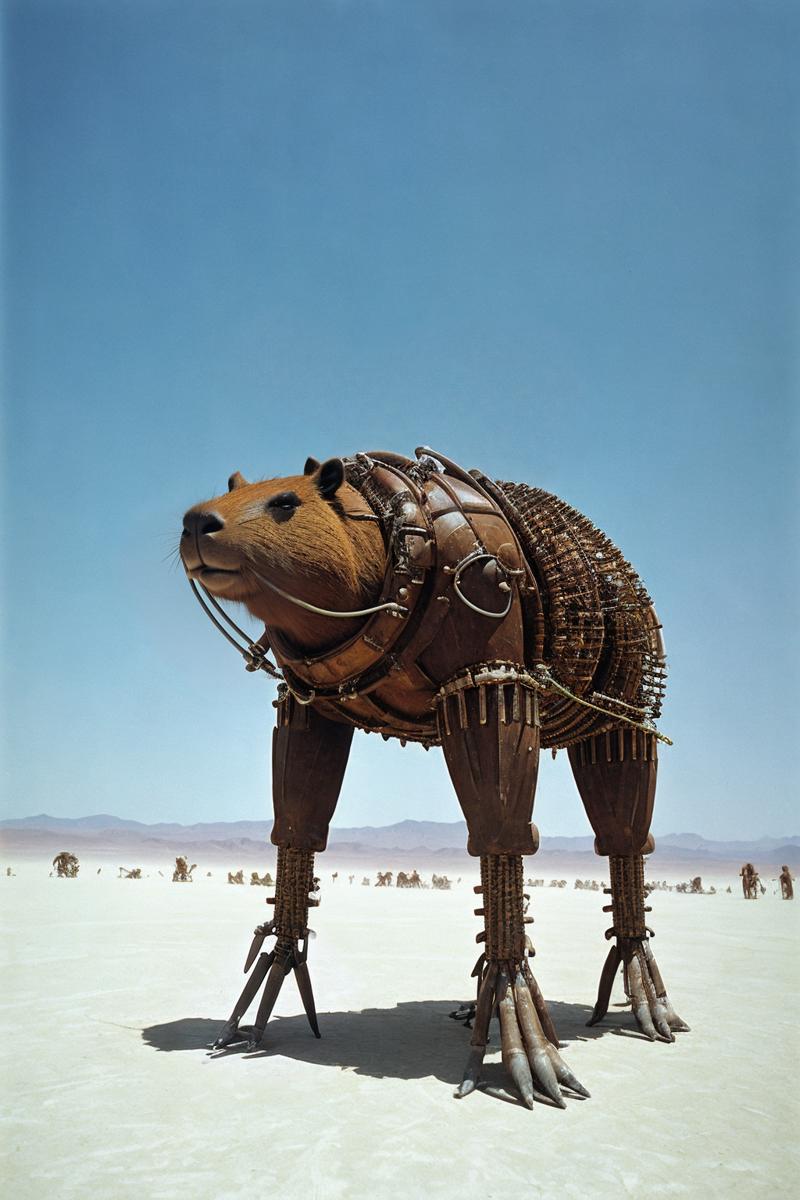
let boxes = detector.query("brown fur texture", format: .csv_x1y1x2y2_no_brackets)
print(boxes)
181,460,385,651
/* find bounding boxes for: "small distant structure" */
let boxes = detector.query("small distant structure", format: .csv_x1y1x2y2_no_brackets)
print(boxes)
740,862,760,899
118,867,142,879
431,873,451,890
779,866,794,900
375,871,393,887
53,851,79,878
6,867,15,877
228,870,244,885
361,876,370,886
397,870,422,888
250,871,272,887
173,856,196,883
348,874,354,885
331,872,338,883
676,876,708,894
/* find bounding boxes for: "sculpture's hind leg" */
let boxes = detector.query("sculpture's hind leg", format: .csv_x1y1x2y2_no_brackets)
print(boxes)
568,728,688,1042
439,667,588,1108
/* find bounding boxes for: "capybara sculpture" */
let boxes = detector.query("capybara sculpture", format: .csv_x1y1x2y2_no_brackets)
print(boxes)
181,446,685,1109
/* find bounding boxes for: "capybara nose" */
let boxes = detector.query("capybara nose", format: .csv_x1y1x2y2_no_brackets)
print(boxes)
182,510,225,537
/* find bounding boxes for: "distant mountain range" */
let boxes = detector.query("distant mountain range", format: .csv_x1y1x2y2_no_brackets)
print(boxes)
1,813,798,866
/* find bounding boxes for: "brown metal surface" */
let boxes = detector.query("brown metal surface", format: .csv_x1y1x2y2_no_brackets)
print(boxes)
438,669,540,856
272,696,354,851
567,729,658,856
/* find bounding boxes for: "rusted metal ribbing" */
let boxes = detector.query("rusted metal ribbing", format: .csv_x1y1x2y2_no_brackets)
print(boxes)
480,854,526,963
273,847,316,942
479,683,487,725
457,689,468,729
608,854,647,939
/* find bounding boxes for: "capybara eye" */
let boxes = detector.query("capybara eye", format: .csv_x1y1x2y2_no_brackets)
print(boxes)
266,491,301,513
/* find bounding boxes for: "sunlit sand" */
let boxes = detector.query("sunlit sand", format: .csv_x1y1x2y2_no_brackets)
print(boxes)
2,856,797,1198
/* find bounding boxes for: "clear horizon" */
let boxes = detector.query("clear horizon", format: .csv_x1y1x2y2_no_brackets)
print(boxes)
3,2,798,840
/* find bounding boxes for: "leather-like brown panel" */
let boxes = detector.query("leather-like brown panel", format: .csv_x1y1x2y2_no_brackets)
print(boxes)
271,697,354,851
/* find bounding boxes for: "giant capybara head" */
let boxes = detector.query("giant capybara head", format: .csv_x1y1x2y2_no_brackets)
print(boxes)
180,457,385,638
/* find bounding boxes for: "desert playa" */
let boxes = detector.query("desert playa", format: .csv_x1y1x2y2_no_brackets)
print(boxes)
2,853,797,1199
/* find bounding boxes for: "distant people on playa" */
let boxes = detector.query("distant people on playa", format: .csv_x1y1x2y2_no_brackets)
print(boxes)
779,865,794,900
32,859,785,899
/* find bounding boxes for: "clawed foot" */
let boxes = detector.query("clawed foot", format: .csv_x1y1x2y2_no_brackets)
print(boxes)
211,926,320,1052
456,961,589,1109
590,938,689,1043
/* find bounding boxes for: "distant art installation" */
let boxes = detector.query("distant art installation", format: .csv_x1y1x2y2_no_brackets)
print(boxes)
779,866,794,900
172,857,195,883
181,447,686,1109
52,851,79,878
740,862,760,899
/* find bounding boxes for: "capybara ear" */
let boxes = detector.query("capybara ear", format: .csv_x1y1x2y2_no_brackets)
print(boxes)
304,457,321,476
317,458,345,499
228,471,249,491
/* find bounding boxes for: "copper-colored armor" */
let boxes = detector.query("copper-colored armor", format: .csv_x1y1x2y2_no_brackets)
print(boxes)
185,447,686,1107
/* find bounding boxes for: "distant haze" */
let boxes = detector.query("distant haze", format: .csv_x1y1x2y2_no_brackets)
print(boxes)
2,815,797,875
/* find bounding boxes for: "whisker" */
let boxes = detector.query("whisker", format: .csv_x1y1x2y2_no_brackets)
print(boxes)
162,542,185,569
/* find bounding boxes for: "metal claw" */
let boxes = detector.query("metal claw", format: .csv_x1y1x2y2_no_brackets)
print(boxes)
248,950,293,1047
499,972,536,1109
293,960,321,1038
456,1045,486,1098
511,972,564,1108
521,959,559,1047
588,942,621,1027
213,950,275,1048
244,923,273,973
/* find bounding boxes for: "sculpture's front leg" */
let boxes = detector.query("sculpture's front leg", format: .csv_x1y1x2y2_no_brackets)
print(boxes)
213,694,353,1050
438,667,588,1108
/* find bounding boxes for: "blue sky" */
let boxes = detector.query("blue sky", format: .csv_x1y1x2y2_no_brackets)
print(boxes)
3,1,798,838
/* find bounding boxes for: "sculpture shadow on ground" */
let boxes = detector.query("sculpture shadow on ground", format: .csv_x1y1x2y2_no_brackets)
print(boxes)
141,996,649,1087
